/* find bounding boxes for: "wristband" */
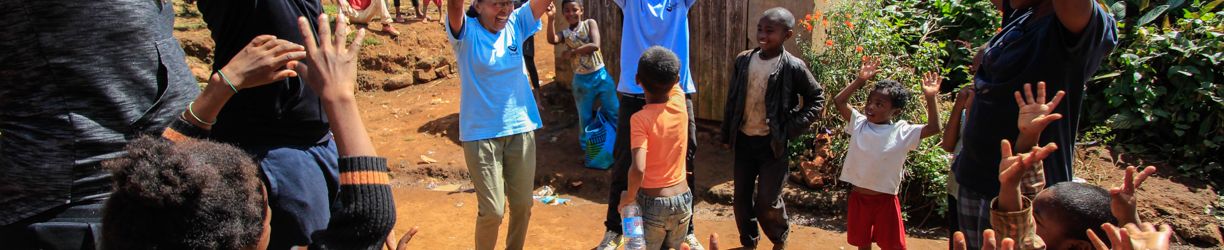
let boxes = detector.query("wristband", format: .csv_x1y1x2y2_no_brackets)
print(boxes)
187,101,216,126
215,69,239,93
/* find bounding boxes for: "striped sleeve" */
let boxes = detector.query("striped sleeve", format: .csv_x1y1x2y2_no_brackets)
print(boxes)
314,156,397,250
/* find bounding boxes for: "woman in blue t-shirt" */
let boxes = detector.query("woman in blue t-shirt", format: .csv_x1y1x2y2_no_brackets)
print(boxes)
444,0,551,249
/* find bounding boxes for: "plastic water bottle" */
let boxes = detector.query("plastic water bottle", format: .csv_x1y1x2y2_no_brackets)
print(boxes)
621,203,646,250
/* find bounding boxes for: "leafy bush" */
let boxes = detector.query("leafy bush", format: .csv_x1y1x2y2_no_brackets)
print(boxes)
1083,0,1224,183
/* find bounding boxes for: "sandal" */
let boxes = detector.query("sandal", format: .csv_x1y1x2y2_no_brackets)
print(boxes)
384,24,401,37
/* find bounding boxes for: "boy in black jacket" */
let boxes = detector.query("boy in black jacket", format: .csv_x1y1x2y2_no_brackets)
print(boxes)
720,7,825,250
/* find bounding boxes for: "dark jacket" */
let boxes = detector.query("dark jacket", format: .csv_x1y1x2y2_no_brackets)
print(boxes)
721,48,825,158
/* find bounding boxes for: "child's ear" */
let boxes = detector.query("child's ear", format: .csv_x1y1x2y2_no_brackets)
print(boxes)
785,29,794,39
636,75,643,87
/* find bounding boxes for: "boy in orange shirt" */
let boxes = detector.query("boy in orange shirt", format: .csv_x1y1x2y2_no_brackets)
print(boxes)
618,46,692,250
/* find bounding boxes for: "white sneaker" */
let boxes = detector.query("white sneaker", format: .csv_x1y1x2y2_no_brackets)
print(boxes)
596,230,623,250
685,234,706,250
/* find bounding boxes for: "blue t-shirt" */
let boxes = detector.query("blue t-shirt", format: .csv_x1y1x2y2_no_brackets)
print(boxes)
614,0,697,94
447,3,543,142
953,0,1117,196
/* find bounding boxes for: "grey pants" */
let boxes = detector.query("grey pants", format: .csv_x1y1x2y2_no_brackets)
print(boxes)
639,191,694,250
463,131,537,250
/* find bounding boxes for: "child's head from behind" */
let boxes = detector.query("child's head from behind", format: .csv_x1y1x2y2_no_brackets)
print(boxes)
637,46,681,99
561,0,584,25
1033,182,1117,249
864,80,910,124
102,137,270,250
756,7,795,52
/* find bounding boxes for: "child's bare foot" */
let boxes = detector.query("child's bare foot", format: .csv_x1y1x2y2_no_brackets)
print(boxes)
394,13,407,23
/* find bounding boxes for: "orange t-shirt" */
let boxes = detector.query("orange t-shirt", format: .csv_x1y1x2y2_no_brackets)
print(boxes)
630,87,689,189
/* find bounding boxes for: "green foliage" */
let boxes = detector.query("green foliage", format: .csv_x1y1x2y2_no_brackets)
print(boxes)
926,0,1003,88
1084,0,1224,183
800,0,956,221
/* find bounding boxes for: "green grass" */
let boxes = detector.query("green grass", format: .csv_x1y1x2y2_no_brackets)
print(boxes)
362,37,382,46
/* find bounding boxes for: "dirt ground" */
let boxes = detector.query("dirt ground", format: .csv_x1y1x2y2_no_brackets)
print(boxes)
170,1,1221,249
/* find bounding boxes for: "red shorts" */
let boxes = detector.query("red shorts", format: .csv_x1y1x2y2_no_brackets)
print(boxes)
846,191,907,249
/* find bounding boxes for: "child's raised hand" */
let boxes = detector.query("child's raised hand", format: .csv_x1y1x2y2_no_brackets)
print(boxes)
921,71,942,97
296,13,366,102
1088,223,1173,250
998,140,1057,188
856,57,880,81
1014,81,1066,135
1111,166,1157,225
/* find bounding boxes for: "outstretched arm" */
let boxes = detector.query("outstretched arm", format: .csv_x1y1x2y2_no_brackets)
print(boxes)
545,10,562,45
296,13,374,156
940,87,971,153
919,72,942,138
446,0,465,38
297,13,396,250
834,57,878,122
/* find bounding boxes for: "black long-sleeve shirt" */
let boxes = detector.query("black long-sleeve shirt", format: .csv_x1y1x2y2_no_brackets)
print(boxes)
195,0,331,148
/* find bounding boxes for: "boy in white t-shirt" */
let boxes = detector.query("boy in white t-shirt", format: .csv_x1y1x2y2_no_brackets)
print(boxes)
831,58,943,250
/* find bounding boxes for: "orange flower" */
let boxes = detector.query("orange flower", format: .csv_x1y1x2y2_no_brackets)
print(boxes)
845,21,854,30
803,22,813,32
845,13,852,19
821,18,829,28
814,11,822,20
856,45,863,53
997,27,1003,33
825,40,834,47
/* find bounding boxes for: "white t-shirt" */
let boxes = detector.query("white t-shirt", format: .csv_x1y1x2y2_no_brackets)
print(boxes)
613,0,697,94
839,109,926,194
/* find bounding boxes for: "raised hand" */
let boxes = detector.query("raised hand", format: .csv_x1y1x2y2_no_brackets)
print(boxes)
856,57,880,81
218,35,307,90
981,229,1017,250
1014,81,1066,134
1088,223,1173,250
296,13,366,102
921,71,942,97
998,140,1058,188
1111,166,1157,225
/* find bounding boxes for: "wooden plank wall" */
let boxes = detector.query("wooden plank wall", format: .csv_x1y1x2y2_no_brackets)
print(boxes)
554,0,813,122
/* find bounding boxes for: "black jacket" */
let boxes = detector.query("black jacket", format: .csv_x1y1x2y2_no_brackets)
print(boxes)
721,48,825,158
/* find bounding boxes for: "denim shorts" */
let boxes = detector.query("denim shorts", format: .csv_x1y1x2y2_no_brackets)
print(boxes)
637,191,693,250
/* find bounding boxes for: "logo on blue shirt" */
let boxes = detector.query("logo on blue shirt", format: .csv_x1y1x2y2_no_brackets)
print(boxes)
665,2,677,12
508,44,519,54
